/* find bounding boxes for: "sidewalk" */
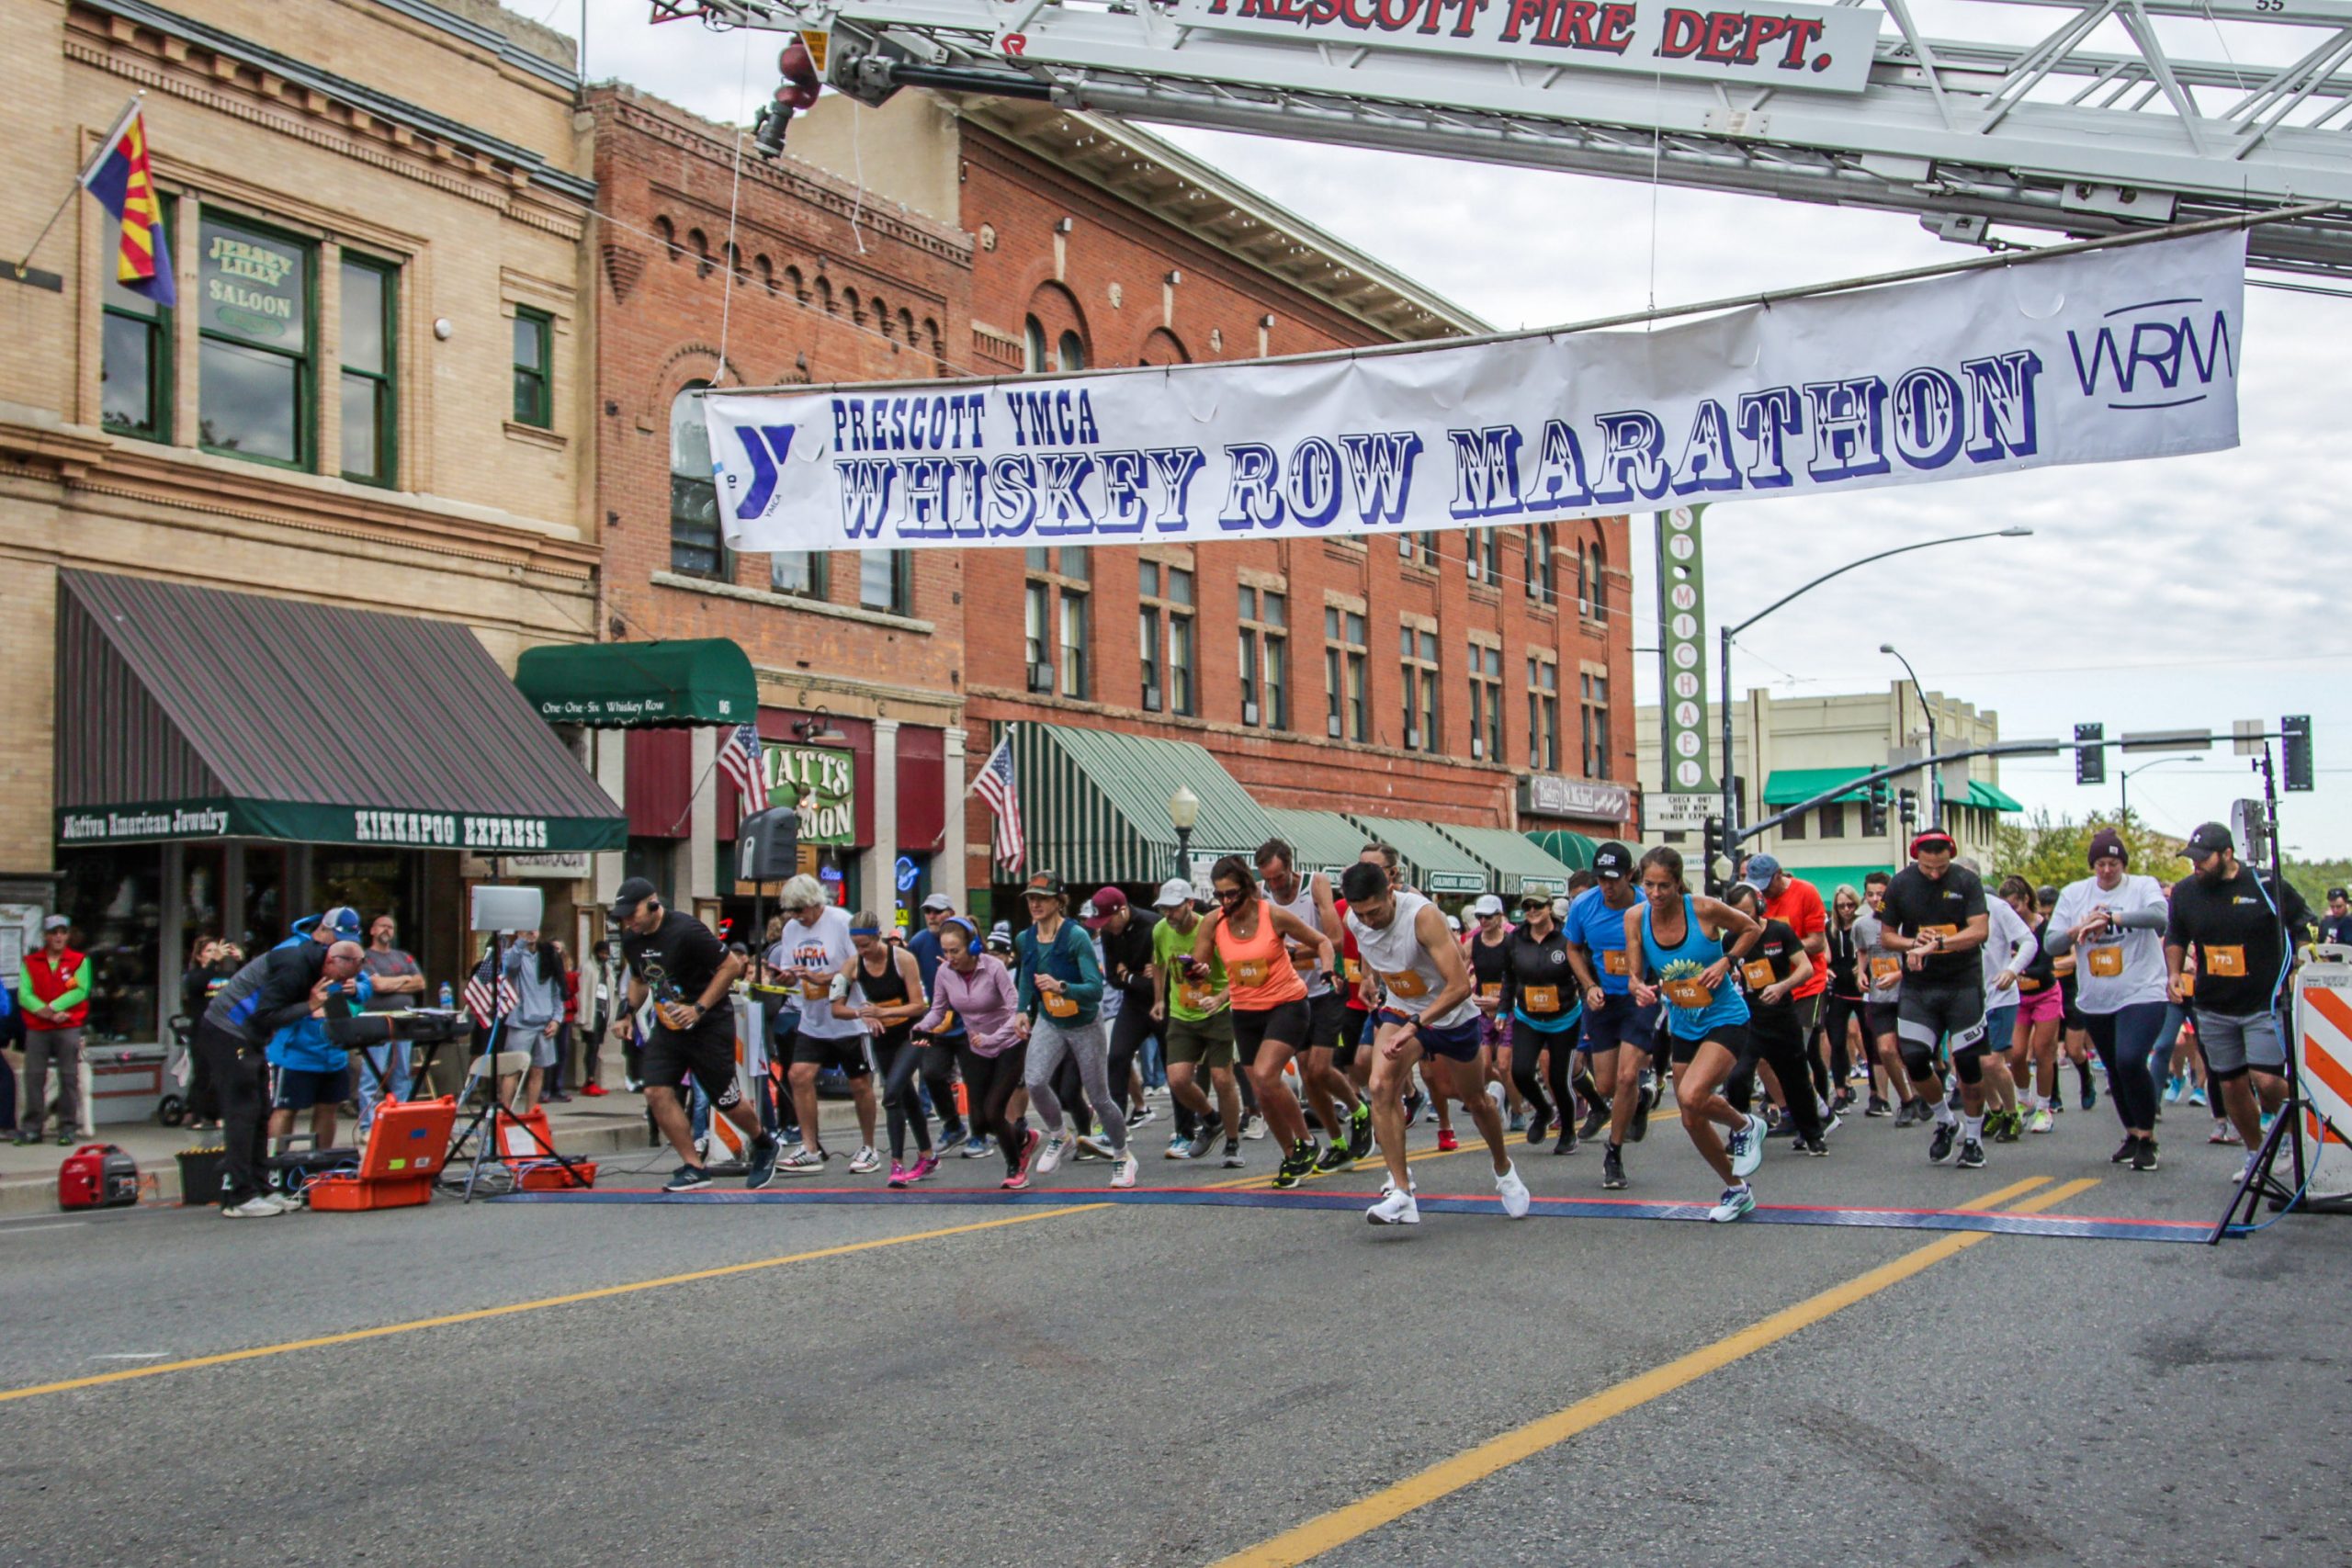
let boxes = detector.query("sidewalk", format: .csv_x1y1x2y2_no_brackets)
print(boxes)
0,1090,881,1216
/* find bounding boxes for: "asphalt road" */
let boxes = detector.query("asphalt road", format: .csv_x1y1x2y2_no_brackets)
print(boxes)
1,1091,2345,1568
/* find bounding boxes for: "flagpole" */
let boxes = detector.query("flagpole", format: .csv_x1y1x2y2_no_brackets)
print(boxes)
11,95,143,283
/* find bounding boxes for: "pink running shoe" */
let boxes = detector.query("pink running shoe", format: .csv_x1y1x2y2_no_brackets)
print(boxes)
910,1152,942,1182
887,1161,910,1189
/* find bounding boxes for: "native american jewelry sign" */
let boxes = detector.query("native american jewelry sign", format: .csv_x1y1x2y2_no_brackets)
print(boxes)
706,232,2244,556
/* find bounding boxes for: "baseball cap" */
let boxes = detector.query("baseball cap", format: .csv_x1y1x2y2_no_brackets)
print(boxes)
2086,828,2129,867
609,876,659,921
1740,852,1781,892
40,914,70,932
920,893,953,913
1152,878,1193,909
1592,841,1632,880
1022,871,1067,901
319,906,363,942
2181,822,2233,862
1471,893,1504,917
1909,829,1958,857
1084,886,1128,929
1443,912,1462,931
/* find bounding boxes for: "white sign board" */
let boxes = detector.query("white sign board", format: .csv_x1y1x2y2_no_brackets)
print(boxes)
1645,792,1719,830
707,233,2245,557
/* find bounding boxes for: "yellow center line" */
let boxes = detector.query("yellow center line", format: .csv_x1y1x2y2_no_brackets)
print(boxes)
1208,1176,2095,1568
0,1203,1109,1406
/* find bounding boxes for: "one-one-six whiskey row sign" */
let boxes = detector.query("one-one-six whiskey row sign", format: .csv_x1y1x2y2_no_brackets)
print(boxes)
1167,0,1884,94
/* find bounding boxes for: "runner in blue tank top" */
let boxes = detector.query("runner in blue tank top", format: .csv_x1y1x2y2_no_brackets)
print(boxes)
1622,845,1770,1223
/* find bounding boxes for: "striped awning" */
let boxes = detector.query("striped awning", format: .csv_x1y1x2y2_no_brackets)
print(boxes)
1432,822,1585,897
1010,722,1278,887
1525,829,1598,873
1260,808,1371,880
1343,814,1491,897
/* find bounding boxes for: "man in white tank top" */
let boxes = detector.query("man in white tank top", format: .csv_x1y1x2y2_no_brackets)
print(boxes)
1340,862,1530,1228
1258,838,1374,1173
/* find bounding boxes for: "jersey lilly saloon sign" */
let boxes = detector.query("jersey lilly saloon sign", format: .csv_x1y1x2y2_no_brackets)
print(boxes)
706,232,2244,557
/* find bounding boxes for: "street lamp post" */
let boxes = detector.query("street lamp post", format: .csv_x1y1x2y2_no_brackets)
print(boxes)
1717,527,2029,852
1880,642,1938,829
2120,755,2204,820
1167,784,1199,885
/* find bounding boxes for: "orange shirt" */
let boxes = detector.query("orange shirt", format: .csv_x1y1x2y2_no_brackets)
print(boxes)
1212,899,1309,1011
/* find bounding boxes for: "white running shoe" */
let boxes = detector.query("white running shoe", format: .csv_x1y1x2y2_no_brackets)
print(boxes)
1111,1152,1139,1190
1496,1163,1532,1219
1728,1113,1767,1179
847,1145,882,1175
221,1196,283,1218
1241,1112,1269,1142
1035,1130,1072,1175
1379,1171,1419,1198
1486,1081,1507,1118
1708,1181,1757,1223
1366,1188,1420,1225
2232,1152,2259,1186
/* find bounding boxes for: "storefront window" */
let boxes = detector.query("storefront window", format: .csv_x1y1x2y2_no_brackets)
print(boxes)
312,849,413,931
56,847,164,1043
198,213,313,468
241,843,288,950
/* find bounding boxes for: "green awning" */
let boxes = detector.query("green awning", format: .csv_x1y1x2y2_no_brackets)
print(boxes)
1762,767,1871,806
1525,829,1597,873
514,638,757,728
1343,814,1491,896
1782,863,1894,897
1432,822,1584,897
1964,779,2027,813
1012,723,1278,886
1261,808,1371,880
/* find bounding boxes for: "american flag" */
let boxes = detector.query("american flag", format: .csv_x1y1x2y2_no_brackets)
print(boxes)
463,949,518,1031
718,722,769,819
973,735,1024,872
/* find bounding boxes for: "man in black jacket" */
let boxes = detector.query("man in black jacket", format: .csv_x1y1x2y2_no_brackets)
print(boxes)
198,919,362,1216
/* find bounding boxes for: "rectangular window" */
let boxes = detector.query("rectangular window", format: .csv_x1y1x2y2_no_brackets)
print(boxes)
99,199,174,442
1024,581,1053,693
770,551,826,599
338,254,397,486
1528,657,1559,772
1465,526,1500,586
1579,671,1611,778
512,306,552,428
1058,590,1088,699
1398,532,1439,569
1400,627,1440,752
1028,556,1090,699
1468,644,1502,762
1138,563,1194,716
1238,588,1287,729
1783,810,1809,841
859,550,910,615
198,212,313,468
1140,604,1163,711
1327,607,1367,742
1817,803,1846,840
1526,524,1556,605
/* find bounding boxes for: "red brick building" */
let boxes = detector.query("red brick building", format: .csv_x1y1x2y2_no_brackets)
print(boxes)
789,95,1637,908
582,85,977,920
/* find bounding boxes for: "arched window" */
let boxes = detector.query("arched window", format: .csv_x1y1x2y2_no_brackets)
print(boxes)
843,288,863,326
1587,538,1608,622
726,242,745,286
871,295,890,338
784,265,806,303
816,276,834,314
754,254,775,294
923,317,944,372
669,381,726,579
687,229,712,277
1023,315,1047,372
1526,524,1556,605
1057,331,1086,373
898,308,915,345
652,216,676,259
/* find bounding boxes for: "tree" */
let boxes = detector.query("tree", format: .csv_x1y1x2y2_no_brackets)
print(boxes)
1989,808,2186,891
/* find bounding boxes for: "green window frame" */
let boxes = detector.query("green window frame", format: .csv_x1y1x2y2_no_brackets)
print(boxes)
197,211,316,470
512,306,553,428
339,253,398,487
99,195,174,443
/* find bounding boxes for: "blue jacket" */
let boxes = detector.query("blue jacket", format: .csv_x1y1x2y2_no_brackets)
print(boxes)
266,972,371,1073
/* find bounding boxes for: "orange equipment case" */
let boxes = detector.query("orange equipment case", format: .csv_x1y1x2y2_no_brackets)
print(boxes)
306,1097,458,1213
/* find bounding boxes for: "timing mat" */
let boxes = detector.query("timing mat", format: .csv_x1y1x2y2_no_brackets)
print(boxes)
492,1183,2208,1243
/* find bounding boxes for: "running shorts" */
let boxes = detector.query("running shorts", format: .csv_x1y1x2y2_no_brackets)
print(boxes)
789,1031,874,1078
1304,989,1346,1052
1863,1001,1902,1043
1233,998,1313,1064
1335,1003,1369,1068
1668,1021,1747,1066
2015,984,2064,1028
2198,1010,2286,1077
643,1027,745,1109
1378,1009,1483,1063
1897,981,1986,1055
1578,991,1654,1055
270,1066,344,1111
1165,1010,1237,1070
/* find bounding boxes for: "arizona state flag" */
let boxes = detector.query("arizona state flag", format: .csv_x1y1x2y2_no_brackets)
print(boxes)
80,104,175,306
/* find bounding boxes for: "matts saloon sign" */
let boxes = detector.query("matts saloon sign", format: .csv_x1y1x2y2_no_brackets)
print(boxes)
705,232,2244,558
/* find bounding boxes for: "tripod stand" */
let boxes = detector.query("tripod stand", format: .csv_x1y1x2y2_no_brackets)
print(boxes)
2210,748,2348,1240
444,933,591,1201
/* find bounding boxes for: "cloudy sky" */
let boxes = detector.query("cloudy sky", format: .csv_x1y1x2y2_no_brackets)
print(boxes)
571,0,2351,853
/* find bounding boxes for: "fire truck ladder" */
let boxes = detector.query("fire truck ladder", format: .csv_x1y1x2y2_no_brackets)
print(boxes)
656,0,2352,279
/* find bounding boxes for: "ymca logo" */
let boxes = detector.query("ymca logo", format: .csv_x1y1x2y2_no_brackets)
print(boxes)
2067,296,2233,412
728,424,797,519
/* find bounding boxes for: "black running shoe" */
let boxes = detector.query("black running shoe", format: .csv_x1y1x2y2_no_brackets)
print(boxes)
1928,1122,1958,1165
1894,1100,1918,1128
1552,1129,1578,1156
1525,1109,1551,1146
1577,1105,1610,1141
1795,1136,1828,1157
2131,1138,2160,1173
1629,1089,1651,1143
2111,1137,2137,1165
1347,1101,1375,1161
1601,1145,1627,1190
663,1165,714,1193
1402,1089,1426,1125
744,1133,780,1190
1955,1140,1986,1169
1864,1096,1893,1118
1272,1139,1317,1190
1314,1142,1352,1175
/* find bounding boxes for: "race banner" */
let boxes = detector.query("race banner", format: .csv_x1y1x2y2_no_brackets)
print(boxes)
707,231,2244,556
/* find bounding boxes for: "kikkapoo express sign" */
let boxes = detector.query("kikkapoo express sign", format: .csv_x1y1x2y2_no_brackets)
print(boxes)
704,232,2244,557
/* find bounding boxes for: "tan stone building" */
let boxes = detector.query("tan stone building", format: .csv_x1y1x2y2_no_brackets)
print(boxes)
0,0,616,1072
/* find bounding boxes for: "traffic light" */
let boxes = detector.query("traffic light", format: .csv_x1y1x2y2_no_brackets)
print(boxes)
2075,722,2106,785
2282,715,2314,792
1864,777,1890,837
1897,787,1919,832
1702,817,1733,893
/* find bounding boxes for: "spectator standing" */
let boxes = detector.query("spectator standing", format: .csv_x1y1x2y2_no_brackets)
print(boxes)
577,939,615,1097
0,976,18,1135
356,915,425,1138
546,940,578,1102
16,916,90,1145
500,930,567,1112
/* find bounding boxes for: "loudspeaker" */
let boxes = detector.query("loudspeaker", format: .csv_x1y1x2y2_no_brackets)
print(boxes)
738,806,800,882
469,884,545,933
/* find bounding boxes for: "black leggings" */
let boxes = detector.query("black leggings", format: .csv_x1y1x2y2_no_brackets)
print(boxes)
1726,1006,1824,1142
2085,1002,2165,1135
1054,1054,1092,1138
921,1038,964,1137
1508,1020,1574,1128
873,1034,933,1161
1821,994,1865,1085
960,1043,1029,1175
1108,1002,1157,1114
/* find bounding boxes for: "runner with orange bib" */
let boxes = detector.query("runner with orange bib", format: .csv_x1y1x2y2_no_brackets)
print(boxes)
1190,854,1335,1190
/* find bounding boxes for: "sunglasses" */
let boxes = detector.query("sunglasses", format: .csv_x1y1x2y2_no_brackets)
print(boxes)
1519,900,1549,912
1215,887,1248,905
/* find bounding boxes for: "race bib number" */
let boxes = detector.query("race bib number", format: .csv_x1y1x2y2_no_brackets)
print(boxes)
1523,984,1560,1013
1743,958,1776,992
1920,923,1960,940
800,976,830,1001
1178,982,1214,1012
1662,976,1713,1010
1381,969,1429,999
2087,946,2124,978
1869,956,1900,984
2204,944,2247,978
1478,982,1502,1000
1234,958,1271,988
1602,950,1630,977
2052,953,2076,978
2179,970,2196,998
1042,991,1080,1019
1343,957,1364,984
